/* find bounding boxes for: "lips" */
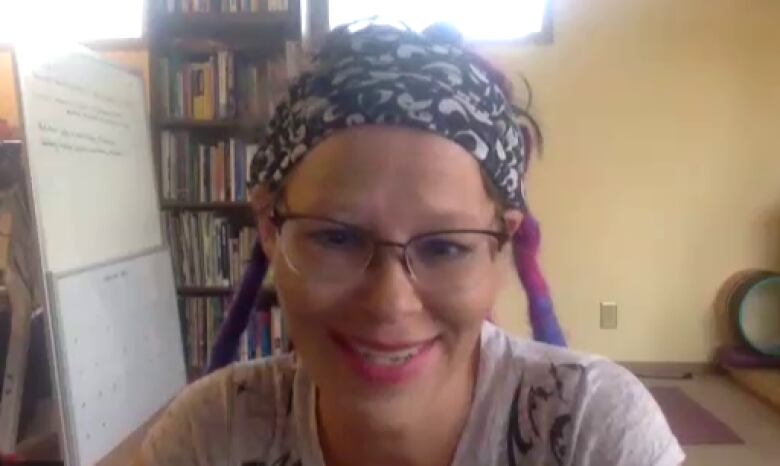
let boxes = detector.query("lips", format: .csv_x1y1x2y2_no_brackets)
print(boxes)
330,331,439,385
350,342,427,367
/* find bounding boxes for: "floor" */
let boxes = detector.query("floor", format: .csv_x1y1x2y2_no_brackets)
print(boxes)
646,374,780,466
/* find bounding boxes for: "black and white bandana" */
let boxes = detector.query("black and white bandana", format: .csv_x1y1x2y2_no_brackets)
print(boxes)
250,24,532,209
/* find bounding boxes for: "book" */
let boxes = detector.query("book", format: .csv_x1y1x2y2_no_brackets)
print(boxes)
159,49,302,121
271,306,283,356
160,131,259,203
165,211,255,287
258,311,272,357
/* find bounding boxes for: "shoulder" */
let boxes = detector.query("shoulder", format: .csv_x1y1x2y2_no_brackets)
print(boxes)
479,323,684,466
141,355,298,465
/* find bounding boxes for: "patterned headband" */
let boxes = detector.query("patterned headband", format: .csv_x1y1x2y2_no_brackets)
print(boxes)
249,23,533,209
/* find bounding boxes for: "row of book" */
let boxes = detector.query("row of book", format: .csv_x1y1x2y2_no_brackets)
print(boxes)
164,0,289,13
180,297,289,371
164,212,256,287
180,296,228,370
160,131,259,202
157,44,300,121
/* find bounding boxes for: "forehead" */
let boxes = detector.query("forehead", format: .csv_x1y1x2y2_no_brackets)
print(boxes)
282,125,494,227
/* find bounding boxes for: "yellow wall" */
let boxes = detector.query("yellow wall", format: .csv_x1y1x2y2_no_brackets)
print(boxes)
0,52,18,127
1,0,779,363
0,49,148,128
491,0,780,362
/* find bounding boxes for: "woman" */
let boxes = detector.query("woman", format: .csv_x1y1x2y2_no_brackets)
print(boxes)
140,23,683,466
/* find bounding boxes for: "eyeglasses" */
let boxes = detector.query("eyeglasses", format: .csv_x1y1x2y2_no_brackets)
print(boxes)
270,210,508,291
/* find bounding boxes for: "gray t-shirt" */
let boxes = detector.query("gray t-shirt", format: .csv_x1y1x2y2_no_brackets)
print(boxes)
141,322,685,466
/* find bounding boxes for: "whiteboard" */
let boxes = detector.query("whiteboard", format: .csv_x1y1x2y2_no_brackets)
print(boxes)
14,42,162,274
48,248,186,466
12,44,186,464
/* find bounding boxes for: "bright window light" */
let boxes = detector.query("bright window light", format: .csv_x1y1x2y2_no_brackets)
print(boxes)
0,0,144,44
329,0,548,41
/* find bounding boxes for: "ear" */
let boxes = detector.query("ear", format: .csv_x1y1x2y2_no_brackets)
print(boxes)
257,217,277,262
502,209,524,236
250,185,278,261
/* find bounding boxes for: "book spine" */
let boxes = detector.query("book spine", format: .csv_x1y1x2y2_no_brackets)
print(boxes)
271,306,283,356
259,311,272,357
229,138,236,201
217,51,227,118
192,65,203,119
229,237,238,284
229,138,241,201
221,221,229,285
223,140,230,201
185,64,194,118
217,142,227,201
178,214,189,285
211,144,217,203
235,139,243,201
247,312,256,359
197,300,205,368
239,330,248,362
160,131,169,199
226,52,235,118
169,131,176,201
211,56,218,119
184,302,192,367
245,143,256,197
182,139,188,202
199,145,205,202
212,217,220,286
207,213,215,286
159,58,170,118
206,299,214,363
175,69,183,118
203,59,215,119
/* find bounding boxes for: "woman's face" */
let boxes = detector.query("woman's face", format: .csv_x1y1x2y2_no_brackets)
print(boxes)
260,125,520,416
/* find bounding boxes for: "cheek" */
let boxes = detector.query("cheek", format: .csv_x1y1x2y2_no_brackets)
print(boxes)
421,265,503,328
272,254,347,334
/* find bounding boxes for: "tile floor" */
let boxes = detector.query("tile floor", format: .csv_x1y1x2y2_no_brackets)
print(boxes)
646,374,780,466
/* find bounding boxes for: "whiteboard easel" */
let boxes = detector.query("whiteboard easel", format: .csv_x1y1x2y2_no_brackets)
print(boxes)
13,42,187,464
0,186,40,452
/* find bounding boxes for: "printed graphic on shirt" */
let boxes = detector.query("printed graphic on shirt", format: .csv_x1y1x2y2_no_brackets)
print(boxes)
507,363,586,466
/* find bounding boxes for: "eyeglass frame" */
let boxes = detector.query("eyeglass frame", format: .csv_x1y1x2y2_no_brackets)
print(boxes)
269,208,510,282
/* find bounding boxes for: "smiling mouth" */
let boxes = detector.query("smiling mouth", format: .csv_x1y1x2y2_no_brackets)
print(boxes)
330,331,439,376
350,342,428,366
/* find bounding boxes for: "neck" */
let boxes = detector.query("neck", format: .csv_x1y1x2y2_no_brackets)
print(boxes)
317,346,479,466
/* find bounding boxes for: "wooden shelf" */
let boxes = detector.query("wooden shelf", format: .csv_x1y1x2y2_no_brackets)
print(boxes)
161,201,252,211
156,117,266,130
155,12,298,37
177,286,235,296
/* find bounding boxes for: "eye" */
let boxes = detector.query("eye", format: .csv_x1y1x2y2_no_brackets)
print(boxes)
306,227,364,250
414,237,473,262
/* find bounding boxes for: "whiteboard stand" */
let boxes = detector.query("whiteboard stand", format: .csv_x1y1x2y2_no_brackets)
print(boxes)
12,42,187,464
0,187,42,453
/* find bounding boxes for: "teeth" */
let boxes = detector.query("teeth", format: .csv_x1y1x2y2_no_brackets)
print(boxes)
353,344,424,366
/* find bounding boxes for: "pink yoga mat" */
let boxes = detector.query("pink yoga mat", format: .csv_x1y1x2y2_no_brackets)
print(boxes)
649,386,743,446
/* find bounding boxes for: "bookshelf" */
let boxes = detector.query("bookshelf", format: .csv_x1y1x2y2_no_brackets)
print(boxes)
148,0,304,377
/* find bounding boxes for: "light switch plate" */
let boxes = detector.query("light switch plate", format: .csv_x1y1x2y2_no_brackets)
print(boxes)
600,302,618,329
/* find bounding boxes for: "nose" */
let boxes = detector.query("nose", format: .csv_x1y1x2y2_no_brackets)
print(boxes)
358,246,423,322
